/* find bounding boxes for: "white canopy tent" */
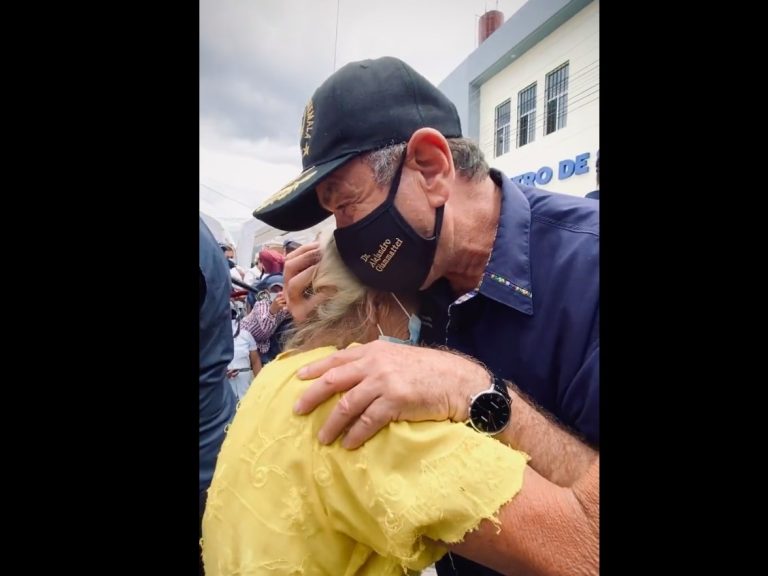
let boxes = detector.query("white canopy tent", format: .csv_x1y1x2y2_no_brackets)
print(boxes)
235,216,336,268
200,181,336,266
200,211,236,246
199,181,254,249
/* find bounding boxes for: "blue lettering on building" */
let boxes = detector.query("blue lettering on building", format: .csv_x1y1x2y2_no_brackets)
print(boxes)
574,153,590,175
537,166,553,185
512,151,598,186
558,159,575,180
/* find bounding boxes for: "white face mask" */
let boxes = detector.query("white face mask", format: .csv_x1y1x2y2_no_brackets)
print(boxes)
377,294,421,346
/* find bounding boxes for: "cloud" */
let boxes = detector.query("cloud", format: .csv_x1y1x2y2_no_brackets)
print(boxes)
200,0,339,146
200,0,527,238
200,142,301,210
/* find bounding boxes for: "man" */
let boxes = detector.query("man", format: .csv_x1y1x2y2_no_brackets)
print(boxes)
253,57,598,575
219,242,246,281
200,219,237,575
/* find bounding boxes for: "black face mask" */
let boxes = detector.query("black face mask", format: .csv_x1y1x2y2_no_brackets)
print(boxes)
334,154,444,291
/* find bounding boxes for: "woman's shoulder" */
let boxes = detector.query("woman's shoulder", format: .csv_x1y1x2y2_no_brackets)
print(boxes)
273,345,340,365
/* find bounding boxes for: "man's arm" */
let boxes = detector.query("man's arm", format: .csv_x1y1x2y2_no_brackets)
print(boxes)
498,382,597,487
241,300,288,341
295,341,595,485
452,458,599,576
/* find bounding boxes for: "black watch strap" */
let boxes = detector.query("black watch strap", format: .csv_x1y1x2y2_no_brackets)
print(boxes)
467,374,512,435
492,375,510,398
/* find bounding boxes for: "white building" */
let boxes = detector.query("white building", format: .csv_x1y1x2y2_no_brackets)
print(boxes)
234,217,335,268
439,0,599,197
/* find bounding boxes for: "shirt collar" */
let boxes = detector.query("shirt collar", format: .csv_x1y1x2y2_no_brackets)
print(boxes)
478,169,534,315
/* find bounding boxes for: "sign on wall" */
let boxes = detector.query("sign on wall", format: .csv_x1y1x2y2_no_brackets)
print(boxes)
511,150,598,187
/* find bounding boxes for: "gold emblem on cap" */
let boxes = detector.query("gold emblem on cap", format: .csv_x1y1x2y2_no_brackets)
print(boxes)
300,100,315,157
255,167,319,211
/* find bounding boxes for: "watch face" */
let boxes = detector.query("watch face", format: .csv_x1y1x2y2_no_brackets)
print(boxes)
469,390,511,434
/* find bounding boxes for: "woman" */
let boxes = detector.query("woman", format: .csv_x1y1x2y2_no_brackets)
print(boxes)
201,235,590,576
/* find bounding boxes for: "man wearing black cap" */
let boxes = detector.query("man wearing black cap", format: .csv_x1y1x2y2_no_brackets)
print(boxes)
253,57,599,576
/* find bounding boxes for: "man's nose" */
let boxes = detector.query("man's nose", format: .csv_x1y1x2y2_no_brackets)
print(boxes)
334,213,354,228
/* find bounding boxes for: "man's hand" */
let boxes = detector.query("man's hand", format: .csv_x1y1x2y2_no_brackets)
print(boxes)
282,241,325,321
293,341,492,449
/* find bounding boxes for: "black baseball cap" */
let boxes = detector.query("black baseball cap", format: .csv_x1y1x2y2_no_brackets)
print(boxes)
252,56,462,231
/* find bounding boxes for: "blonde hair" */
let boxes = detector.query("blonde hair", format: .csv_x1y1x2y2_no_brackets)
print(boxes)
285,233,410,351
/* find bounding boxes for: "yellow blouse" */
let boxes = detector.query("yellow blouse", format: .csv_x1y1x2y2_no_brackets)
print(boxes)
202,346,528,575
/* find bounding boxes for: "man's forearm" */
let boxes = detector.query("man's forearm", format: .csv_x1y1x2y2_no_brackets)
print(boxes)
497,382,597,487
452,459,599,576
439,349,597,487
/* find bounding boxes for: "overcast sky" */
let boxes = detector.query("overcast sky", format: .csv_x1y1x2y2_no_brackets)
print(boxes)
200,0,526,239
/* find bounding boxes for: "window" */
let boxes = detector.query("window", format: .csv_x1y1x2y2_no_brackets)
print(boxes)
494,99,511,157
545,62,569,135
517,83,537,148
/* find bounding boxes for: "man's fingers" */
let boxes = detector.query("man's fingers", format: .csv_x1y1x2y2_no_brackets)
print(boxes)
285,264,330,321
296,346,364,381
283,241,321,307
313,370,382,446
287,264,317,298
284,264,318,318
283,242,321,284
339,400,392,449
294,351,366,415
285,241,320,263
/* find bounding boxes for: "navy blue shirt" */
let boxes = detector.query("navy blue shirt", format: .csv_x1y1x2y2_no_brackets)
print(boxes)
199,218,237,508
430,170,598,576
421,169,599,445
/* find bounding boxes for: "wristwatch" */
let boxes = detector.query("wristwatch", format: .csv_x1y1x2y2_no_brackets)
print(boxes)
468,375,512,435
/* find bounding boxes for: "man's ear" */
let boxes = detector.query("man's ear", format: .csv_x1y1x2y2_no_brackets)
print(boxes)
406,128,453,208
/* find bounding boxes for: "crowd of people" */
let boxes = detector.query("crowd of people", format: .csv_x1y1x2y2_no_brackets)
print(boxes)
215,240,306,400
199,56,599,576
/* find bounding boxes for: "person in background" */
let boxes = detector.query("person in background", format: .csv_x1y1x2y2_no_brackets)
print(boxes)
225,304,261,400
220,243,246,281
200,219,237,575
242,255,260,288
245,248,285,310
242,274,291,365
585,155,599,200
220,243,235,261
257,248,285,276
